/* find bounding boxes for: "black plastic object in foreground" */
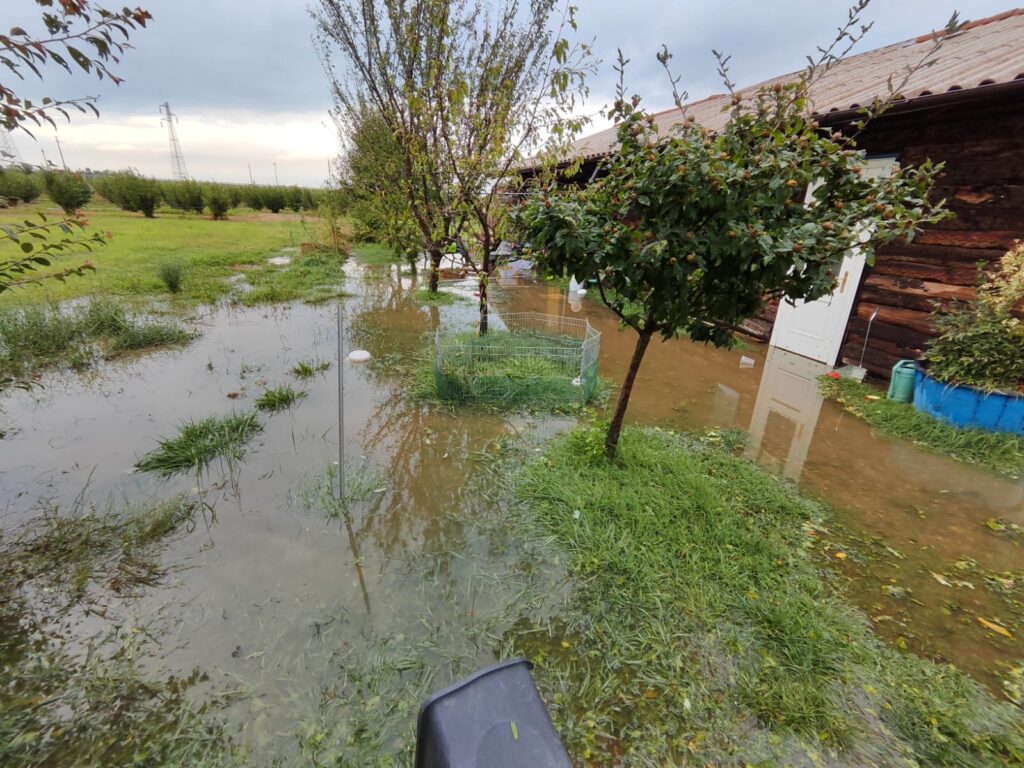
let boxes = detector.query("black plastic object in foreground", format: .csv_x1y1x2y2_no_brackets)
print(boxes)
414,658,571,768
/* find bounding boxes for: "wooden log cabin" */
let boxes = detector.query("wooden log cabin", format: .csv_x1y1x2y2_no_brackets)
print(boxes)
528,9,1024,379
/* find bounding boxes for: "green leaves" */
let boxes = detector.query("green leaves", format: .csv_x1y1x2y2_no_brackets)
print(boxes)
521,72,947,344
0,212,103,294
2,4,152,133
926,244,1024,393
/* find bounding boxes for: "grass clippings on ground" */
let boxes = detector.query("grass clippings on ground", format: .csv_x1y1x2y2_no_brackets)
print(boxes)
820,375,1024,480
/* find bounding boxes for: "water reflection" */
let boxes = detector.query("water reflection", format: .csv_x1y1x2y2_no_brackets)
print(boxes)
746,346,830,481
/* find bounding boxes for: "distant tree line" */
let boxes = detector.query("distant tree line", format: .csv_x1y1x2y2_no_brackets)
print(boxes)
1,165,325,219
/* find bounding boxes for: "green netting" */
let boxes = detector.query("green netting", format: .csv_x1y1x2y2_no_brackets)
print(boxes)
433,313,600,409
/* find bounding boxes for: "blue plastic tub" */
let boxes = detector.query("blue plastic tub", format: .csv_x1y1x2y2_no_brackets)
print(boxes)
914,367,1024,435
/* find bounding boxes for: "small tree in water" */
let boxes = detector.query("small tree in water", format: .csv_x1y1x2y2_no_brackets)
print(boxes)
520,38,952,458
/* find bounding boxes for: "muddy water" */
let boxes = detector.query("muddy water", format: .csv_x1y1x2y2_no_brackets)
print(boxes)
1,264,1021,761
500,281,1024,691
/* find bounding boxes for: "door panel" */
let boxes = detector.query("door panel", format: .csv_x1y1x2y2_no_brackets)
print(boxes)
768,157,896,364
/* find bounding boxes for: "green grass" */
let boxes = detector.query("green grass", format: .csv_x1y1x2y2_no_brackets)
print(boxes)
135,412,262,477
820,375,1024,480
291,359,332,380
351,242,401,265
236,249,350,306
254,384,308,413
429,331,594,412
297,462,387,521
1,496,197,606
0,496,235,767
412,287,466,306
0,299,193,381
0,199,309,307
509,426,1024,765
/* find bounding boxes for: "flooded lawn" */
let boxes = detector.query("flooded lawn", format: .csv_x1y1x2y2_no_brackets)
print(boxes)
1,262,1021,763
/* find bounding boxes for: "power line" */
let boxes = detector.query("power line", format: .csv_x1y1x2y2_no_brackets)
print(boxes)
159,102,189,180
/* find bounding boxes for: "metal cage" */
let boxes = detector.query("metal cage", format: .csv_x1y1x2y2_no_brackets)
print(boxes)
434,312,601,406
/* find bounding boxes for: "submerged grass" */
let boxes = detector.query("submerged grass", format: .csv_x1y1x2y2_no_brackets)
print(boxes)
0,299,193,380
236,249,350,306
254,384,308,413
0,496,235,767
428,331,596,413
1,496,198,609
510,426,1024,765
291,359,332,380
297,462,387,521
820,375,1024,479
135,411,262,477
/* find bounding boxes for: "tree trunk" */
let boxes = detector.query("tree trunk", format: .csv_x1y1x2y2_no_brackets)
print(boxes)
479,275,488,335
428,247,442,292
605,326,655,458
478,240,491,336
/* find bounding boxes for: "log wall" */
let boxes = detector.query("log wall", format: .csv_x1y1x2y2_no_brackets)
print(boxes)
834,90,1024,378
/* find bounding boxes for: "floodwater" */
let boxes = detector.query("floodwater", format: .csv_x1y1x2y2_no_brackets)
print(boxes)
1,263,1021,761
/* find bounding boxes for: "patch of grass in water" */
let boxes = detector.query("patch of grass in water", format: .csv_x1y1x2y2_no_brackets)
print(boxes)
135,411,262,477
291,358,332,380
297,462,387,521
351,242,400,265
820,375,1024,479
111,321,193,351
509,426,1024,765
254,384,308,413
236,249,350,305
0,299,193,381
412,287,466,306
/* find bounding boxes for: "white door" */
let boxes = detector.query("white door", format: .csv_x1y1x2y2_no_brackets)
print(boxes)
769,157,896,364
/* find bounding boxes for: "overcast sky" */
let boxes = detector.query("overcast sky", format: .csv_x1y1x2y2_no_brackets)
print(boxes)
4,0,1011,186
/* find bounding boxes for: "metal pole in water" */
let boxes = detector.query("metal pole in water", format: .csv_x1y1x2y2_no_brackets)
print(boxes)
337,303,345,500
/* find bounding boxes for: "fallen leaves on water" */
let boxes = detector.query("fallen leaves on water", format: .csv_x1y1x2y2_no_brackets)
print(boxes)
975,616,1013,639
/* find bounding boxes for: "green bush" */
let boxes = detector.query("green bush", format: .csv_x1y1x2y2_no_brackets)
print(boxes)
158,262,184,293
161,179,204,213
96,170,161,217
242,186,263,211
927,244,1024,392
43,171,92,213
263,186,286,213
203,185,231,220
285,186,303,212
0,167,42,204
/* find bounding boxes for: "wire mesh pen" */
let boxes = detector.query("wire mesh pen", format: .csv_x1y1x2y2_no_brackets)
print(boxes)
434,312,601,408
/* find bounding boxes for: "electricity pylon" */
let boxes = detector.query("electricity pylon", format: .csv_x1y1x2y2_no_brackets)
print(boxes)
159,102,189,180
